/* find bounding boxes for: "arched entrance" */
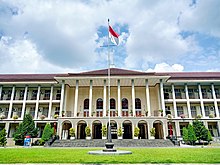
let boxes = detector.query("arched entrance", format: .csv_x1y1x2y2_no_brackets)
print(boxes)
92,120,102,139
153,120,164,139
123,120,132,139
77,120,87,139
107,120,118,139
138,120,148,139
62,120,72,140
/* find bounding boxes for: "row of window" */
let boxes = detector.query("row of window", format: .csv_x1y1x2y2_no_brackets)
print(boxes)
83,98,142,110
0,88,61,101
164,87,220,99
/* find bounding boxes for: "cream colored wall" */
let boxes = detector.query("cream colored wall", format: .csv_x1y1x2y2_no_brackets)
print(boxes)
149,85,160,114
64,84,162,115
64,85,75,113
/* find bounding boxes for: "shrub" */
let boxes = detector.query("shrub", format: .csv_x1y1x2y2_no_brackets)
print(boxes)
69,128,75,137
150,128,156,137
85,126,91,137
134,127,140,137
12,115,18,120
187,124,197,145
13,114,38,145
41,123,53,143
182,127,188,143
101,125,107,137
0,128,7,147
118,127,123,137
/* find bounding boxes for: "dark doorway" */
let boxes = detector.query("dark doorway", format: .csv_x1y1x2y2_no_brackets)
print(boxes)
93,122,102,139
77,121,87,139
138,122,147,139
123,122,132,139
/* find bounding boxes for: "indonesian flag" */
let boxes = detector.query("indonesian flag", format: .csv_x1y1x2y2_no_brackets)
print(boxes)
109,25,119,45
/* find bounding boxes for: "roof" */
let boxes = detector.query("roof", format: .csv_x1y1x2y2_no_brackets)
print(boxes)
68,68,155,76
156,72,220,80
0,74,68,82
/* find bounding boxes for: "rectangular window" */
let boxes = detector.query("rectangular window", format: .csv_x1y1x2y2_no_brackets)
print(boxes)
191,106,197,118
177,106,184,117
204,106,209,116
175,89,181,99
44,90,50,100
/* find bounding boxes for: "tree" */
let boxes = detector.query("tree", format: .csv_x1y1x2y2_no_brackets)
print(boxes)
41,123,53,143
193,120,208,142
207,130,213,143
13,114,38,145
0,128,7,147
182,127,188,144
187,124,197,145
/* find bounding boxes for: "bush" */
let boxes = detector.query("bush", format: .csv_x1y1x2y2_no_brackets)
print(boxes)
182,127,188,143
13,114,38,145
134,127,140,137
150,128,156,137
101,125,107,137
69,128,75,137
187,124,197,145
118,127,123,137
85,126,91,137
0,128,7,147
41,123,53,143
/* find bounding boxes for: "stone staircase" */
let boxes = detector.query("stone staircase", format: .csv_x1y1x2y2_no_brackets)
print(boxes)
51,139,175,148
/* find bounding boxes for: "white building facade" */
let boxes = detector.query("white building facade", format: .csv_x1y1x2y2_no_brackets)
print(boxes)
0,68,220,141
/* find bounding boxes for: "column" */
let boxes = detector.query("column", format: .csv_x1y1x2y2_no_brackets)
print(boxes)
34,85,41,119
145,79,151,117
74,80,79,117
172,84,177,118
218,121,220,137
0,86,2,100
203,121,208,129
211,83,219,118
160,79,165,116
21,85,28,119
5,122,10,138
198,84,205,117
117,79,121,117
48,85,54,118
103,80,107,117
163,121,168,139
59,81,65,117
131,79,135,117
89,80,93,117
185,84,192,118
8,86,15,119
175,121,181,137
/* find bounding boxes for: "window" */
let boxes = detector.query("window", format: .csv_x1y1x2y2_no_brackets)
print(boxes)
175,89,181,99
177,106,184,117
31,90,37,100
191,106,197,118
56,90,61,100
96,98,103,109
84,99,89,109
202,89,208,99
110,98,116,109
44,90,50,100
122,98,128,109
135,98,141,109
165,106,171,115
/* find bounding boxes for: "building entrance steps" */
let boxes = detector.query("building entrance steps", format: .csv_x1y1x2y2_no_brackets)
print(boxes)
50,139,175,148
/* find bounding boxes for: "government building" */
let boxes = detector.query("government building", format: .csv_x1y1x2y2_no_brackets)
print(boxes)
0,68,220,142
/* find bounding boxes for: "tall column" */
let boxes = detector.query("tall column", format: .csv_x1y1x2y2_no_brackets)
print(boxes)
59,81,65,117
211,83,219,118
172,84,177,118
103,80,107,117
198,84,205,117
160,79,165,116
145,79,151,117
48,85,54,118
89,80,93,117
131,79,135,117
0,86,2,100
163,121,168,139
8,86,15,119
185,84,192,118
34,85,41,119
74,80,79,117
5,123,10,138
117,79,121,117
175,121,181,137
21,85,28,119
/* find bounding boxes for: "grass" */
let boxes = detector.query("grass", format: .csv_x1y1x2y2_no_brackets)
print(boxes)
0,147,220,164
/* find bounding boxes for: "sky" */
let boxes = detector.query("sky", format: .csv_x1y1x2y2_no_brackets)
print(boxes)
0,0,220,73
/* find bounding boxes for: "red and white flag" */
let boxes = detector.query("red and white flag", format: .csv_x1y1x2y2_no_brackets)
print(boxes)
109,25,119,45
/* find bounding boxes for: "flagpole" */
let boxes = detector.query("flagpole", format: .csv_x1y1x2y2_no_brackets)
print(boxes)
107,18,112,143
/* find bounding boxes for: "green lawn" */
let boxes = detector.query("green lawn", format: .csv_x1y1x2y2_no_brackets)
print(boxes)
0,147,220,164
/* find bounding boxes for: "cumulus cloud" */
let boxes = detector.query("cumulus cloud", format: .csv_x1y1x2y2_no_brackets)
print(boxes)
147,63,184,72
0,0,219,73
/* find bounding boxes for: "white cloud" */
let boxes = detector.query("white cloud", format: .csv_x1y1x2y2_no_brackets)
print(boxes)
180,0,220,37
147,63,184,72
0,0,219,73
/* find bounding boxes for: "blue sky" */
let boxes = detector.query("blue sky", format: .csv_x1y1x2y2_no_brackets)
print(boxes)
0,0,220,73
